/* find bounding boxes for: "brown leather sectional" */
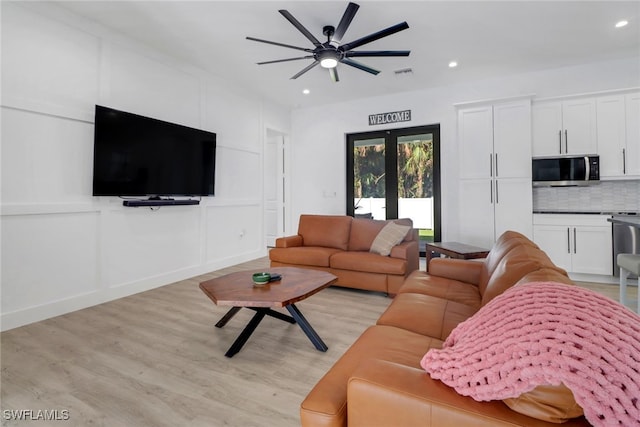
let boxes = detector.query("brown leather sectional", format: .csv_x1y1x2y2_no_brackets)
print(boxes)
300,230,591,427
269,215,420,294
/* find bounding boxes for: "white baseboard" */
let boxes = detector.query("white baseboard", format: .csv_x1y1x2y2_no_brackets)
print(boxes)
0,249,266,331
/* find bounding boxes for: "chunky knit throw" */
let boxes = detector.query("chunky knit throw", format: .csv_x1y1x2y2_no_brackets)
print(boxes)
420,282,640,427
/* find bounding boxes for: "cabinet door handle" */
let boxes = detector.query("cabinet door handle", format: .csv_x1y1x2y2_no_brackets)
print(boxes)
495,153,499,177
495,180,499,204
559,130,563,154
489,154,493,177
565,130,568,153
490,181,493,203
573,228,577,254
567,228,571,253
623,148,626,174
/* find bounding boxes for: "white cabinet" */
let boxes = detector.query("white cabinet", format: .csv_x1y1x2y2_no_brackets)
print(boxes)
533,215,612,276
597,92,640,178
532,98,597,156
458,99,532,248
597,95,626,177
625,92,640,176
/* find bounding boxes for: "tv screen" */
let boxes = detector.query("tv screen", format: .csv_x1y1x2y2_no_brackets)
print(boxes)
92,105,216,197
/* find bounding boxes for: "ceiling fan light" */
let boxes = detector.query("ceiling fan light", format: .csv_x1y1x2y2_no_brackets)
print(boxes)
320,57,338,68
318,50,339,68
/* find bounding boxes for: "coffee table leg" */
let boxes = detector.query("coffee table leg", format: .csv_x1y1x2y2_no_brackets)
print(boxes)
286,304,328,352
224,308,267,358
215,306,242,328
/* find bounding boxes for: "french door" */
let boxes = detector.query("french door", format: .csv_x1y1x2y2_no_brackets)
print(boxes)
346,125,441,251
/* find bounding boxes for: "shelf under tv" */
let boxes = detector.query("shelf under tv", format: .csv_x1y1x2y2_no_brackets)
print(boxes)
122,197,200,207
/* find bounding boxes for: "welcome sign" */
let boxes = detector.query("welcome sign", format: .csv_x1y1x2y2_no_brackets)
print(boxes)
368,110,411,126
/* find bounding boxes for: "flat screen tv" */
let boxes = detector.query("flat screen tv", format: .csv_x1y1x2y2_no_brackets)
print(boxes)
92,105,216,198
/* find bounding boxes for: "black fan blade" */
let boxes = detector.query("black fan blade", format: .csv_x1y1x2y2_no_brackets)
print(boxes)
341,58,380,75
246,37,313,53
341,22,409,52
279,9,322,47
331,2,359,46
291,61,320,79
329,67,340,82
345,50,410,58
257,56,315,65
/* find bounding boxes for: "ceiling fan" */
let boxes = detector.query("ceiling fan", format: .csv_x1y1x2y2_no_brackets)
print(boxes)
246,2,410,82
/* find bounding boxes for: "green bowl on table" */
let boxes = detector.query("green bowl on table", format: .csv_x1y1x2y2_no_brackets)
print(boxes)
252,272,271,286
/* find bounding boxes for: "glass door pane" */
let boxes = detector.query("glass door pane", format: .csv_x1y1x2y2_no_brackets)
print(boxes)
397,133,435,245
353,137,386,220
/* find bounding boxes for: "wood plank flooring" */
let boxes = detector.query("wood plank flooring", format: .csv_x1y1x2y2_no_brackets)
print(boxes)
1,257,636,426
1,257,390,427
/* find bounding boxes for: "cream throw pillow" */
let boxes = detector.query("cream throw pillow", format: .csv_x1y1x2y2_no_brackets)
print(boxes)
370,222,410,256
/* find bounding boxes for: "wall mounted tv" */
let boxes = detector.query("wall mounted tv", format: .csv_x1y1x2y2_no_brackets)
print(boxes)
92,105,216,206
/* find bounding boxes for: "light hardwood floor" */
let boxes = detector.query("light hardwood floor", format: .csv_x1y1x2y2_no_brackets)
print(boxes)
1,257,390,427
1,257,636,427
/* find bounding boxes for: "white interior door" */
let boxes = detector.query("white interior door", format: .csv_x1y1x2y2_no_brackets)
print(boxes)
265,130,285,247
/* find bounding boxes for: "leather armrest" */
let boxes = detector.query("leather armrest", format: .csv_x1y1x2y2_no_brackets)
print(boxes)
347,360,584,427
275,235,303,248
390,240,419,273
428,258,483,286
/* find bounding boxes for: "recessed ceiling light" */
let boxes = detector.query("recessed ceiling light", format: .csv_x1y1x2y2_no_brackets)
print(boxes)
302,89,310,95
449,61,458,68
616,20,629,28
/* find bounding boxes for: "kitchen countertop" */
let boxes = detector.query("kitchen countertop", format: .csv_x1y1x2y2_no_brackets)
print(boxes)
533,210,639,215
607,216,640,228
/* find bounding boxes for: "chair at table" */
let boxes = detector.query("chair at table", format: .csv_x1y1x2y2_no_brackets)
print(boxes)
617,253,640,313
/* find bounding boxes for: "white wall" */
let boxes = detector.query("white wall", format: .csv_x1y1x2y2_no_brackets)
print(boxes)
290,57,640,240
0,3,290,330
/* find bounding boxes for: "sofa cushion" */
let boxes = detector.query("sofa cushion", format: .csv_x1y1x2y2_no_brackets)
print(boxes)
348,218,388,251
376,293,478,340
478,230,538,295
481,244,556,305
370,222,411,256
515,268,574,287
300,325,442,427
269,246,342,268
298,214,352,250
503,383,584,424
399,270,482,309
330,251,407,275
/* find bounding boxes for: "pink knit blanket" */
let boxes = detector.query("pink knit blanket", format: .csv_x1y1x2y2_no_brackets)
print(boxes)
421,282,640,427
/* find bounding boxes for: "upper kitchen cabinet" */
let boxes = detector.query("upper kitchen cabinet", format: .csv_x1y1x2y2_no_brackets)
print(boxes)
597,91,640,178
532,98,597,156
459,100,532,180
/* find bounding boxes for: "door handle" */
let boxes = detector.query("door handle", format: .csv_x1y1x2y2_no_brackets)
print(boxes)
565,130,568,153
573,228,577,254
490,181,493,204
567,228,571,253
495,180,499,204
495,153,499,177
623,148,626,174
489,154,493,177
559,130,562,154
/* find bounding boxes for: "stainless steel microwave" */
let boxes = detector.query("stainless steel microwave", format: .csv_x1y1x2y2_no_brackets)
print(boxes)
532,155,600,187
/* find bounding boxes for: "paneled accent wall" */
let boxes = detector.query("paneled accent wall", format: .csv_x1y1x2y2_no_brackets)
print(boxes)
0,3,290,330
533,180,640,212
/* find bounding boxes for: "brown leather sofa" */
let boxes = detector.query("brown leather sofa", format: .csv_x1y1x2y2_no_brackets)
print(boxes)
269,215,419,294
300,231,591,427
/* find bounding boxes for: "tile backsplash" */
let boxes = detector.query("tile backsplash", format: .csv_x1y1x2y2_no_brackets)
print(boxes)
533,180,640,213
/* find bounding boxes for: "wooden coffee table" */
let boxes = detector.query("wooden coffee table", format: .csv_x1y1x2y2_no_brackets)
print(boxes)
199,267,337,357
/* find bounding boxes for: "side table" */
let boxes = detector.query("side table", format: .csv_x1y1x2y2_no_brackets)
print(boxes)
425,242,489,272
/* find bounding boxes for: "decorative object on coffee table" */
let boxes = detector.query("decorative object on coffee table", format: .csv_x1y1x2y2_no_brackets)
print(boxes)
199,267,336,357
